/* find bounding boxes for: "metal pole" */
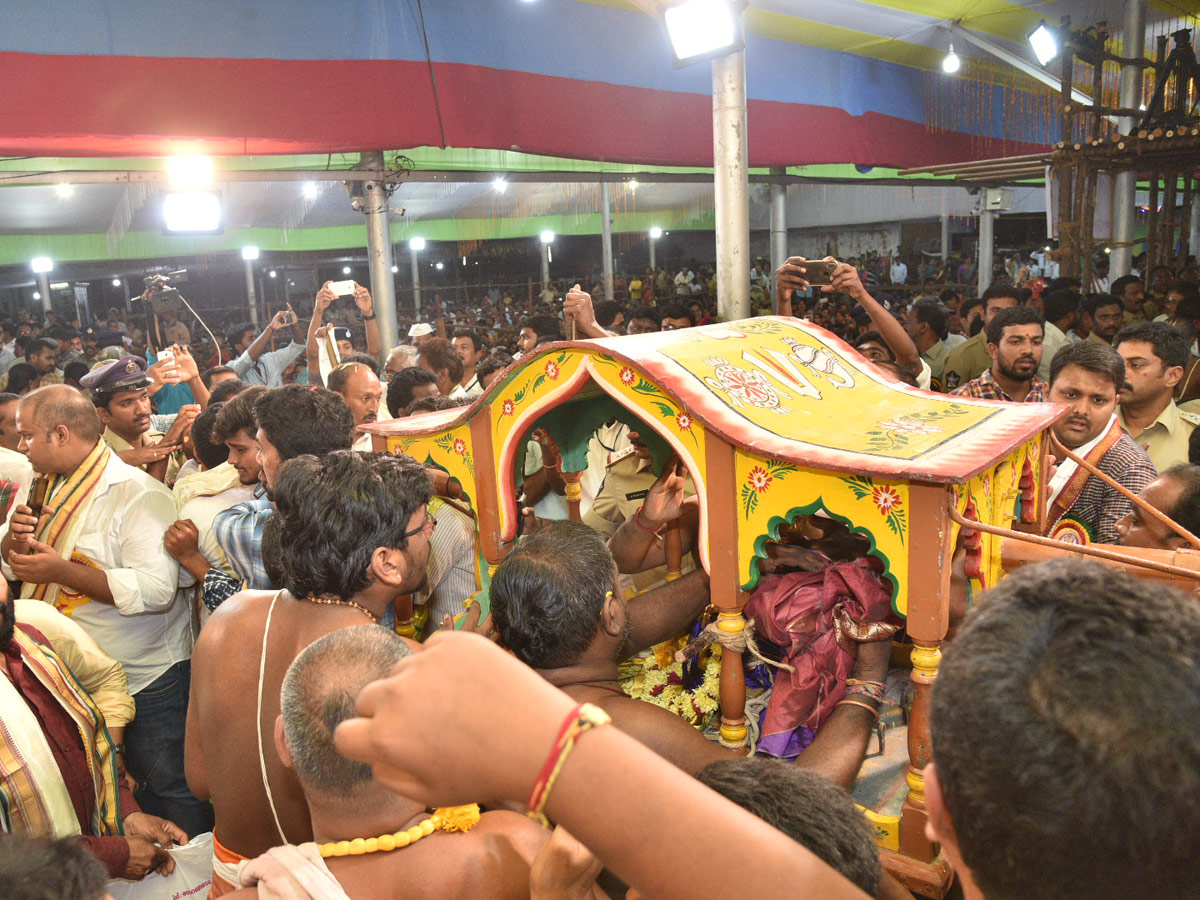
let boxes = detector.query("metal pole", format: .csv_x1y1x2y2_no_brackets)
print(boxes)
362,151,398,356
978,210,995,296
242,259,258,327
541,244,551,289
649,237,657,272
37,274,51,315
410,247,422,317
940,214,951,260
1111,0,1147,280
601,181,615,302
769,167,788,286
712,48,752,322
1192,193,1200,261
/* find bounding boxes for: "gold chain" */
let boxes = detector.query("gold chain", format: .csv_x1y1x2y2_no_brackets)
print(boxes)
302,595,380,624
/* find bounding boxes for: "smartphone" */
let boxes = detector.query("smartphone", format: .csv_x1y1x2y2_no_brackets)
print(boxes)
790,258,836,285
158,346,176,365
279,311,296,325
25,475,50,554
329,280,356,296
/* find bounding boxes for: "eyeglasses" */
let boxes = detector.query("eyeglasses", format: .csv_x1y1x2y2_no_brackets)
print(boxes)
402,512,437,539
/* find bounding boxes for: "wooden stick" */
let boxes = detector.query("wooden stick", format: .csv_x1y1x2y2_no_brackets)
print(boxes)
1050,433,1200,551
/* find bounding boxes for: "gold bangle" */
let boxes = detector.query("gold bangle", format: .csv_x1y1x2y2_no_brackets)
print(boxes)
836,697,881,721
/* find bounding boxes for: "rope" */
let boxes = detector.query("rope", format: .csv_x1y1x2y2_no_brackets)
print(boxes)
699,617,795,674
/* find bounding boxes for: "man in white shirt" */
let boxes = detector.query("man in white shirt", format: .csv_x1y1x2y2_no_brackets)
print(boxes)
0,391,33,515
889,256,908,286
0,385,209,837
451,329,486,398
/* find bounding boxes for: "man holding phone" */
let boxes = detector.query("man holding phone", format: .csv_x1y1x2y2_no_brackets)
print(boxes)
228,305,306,387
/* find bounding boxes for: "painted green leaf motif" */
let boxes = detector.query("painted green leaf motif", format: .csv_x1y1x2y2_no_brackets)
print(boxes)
651,401,675,418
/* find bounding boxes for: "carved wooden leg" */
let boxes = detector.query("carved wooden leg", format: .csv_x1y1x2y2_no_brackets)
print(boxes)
394,593,417,639
900,640,941,861
664,521,683,582
564,471,583,522
717,611,748,750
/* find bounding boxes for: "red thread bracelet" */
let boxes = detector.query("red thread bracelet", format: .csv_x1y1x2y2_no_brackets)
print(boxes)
526,703,611,827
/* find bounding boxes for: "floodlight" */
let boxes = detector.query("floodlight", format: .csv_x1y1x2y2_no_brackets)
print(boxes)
391,265,399,273
269,270,277,278
435,262,445,270
1028,22,1059,66
629,179,639,190
167,155,214,188
112,278,122,287
163,191,221,233
32,292,41,301
942,44,961,74
50,282,68,290
303,182,319,200
30,257,53,274
54,183,74,199
342,266,352,275
241,245,260,261
410,237,427,251
540,230,555,244
649,226,663,239
661,0,743,69
493,177,508,193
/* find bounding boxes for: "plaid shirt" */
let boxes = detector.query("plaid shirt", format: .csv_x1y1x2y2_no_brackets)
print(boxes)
950,368,1046,402
1065,433,1158,544
212,484,274,590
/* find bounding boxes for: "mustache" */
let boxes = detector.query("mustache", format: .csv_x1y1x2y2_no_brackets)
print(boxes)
1121,382,1134,393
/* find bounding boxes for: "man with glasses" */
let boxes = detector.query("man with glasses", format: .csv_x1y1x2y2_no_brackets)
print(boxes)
186,450,434,896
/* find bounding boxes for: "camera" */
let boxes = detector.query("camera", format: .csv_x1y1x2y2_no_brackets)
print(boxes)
143,272,184,313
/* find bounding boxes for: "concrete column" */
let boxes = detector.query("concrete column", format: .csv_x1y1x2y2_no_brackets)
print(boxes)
769,168,788,302
712,48,751,321
541,244,551,289
1191,193,1200,260
362,151,399,355
978,210,996,296
242,259,258,327
1110,0,1147,280
940,214,951,261
37,273,51,315
410,247,422,316
601,181,615,302
649,237,657,272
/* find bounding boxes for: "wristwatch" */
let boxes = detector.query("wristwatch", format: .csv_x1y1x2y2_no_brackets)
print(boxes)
358,310,376,321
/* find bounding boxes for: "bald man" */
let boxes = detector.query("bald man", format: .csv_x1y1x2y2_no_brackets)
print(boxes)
0,385,209,837
225,626,546,900
327,361,384,452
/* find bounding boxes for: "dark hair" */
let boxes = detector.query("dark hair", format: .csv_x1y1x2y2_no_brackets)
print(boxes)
387,366,438,417
274,451,431,600
523,315,562,342
209,377,248,405
26,338,57,358
1048,339,1125,389
981,285,1020,308
6,363,41,395
1110,274,1142,298
62,360,88,385
1046,276,1083,293
658,303,694,325
1169,280,1199,304
213,385,268,443
282,626,412,798
476,351,513,383
629,305,657,322
226,323,255,348
852,331,894,360
874,360,919,387
453,328,484,353
930,560,1200,900
1162,464,1200,537
0,834,108,900
339,352,382,377
0,391,20,408
1043,289,1081,324
191,402,229,470
201,365,237,389
1114,321,1190,369
697,759,883,898
912,302,947,339
13,336,32,358
490,520,616,669
253,385,355,461
416,337,464,384
1081,293,1122,318
406,395,466,415
986,305,1043,345
593,301,622,328
960,296,984,317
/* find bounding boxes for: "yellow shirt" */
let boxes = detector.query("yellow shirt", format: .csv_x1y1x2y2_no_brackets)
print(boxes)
1118,399,1199,473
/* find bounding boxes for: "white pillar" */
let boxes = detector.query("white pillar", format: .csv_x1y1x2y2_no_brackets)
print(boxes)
940,214,951,261
1110,0,1147,280
541,244,551,289
362,152,399,355
242,258,258,327
769,168,788,300
410,247,422,316
649,237,657,272
978,210,996,296
712,48,751,321
601,181,615,302
38,273,51,315
1191,194,1200,261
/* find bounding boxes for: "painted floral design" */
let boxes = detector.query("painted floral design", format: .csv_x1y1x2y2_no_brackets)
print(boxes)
740,461,794,516
544,360,560,380
876,418,942,436
748,466,772,491
619,366,636,386
452,438,467,456
863,404,969,452
843,474,907,544
501,399,515,417
676,413,693,432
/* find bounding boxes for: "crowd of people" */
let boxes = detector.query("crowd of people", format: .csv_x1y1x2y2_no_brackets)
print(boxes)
0,251,1196,900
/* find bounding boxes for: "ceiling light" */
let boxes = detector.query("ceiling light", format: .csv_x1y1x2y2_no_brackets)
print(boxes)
269,269,277,278
167,155,214,188
30,256,53,274
540,230,555,244
241,245,260,261
462,256,467,265
391,265,399,273
661,0,743,69
435,262,444,270
942,43,961,74
50,282,69,290
629,179,639,190
1104,246,1112,254
493,177,508,193
1028,22,1059,66
342,266,352,275
54,183,74,199
163,191,221,233
112,278,122,287
410,237,426,251
303,182,319,200
32,291,41,301
649,226,663,239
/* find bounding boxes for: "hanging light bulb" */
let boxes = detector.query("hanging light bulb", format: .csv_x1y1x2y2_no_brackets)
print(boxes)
942,42,961,74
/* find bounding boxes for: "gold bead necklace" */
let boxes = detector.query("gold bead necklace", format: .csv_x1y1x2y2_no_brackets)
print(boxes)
302,595,379,624
317,804,480,858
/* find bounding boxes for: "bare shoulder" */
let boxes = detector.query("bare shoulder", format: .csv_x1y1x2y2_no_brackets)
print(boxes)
194,589,279,661
472,808,550,862
599,694,728,774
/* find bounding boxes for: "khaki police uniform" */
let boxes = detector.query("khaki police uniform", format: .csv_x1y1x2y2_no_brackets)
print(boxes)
1122,399,1200,472
941,330,990,392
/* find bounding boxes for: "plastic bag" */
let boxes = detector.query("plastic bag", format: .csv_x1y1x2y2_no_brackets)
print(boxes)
107,831,213,900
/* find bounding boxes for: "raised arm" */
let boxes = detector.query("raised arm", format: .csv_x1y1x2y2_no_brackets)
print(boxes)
307,283,336,383
352,283,382,357
564,285,616,339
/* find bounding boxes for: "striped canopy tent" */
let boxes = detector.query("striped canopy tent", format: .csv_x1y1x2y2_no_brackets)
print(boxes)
0,0,1193,265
